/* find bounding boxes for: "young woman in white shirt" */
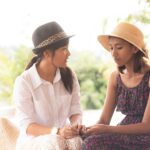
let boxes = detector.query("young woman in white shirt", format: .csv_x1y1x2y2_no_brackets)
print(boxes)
14,21,83,150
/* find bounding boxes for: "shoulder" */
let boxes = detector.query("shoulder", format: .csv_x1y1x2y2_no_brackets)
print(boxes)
14,67,33,87
108,70,119,87
13,70,32,98
141,64,150,87
16,69,30,81
109,70,119,81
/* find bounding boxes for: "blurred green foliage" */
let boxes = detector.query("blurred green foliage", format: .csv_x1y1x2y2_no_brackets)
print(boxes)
0,47,109,109
0,46,32,105
0,0,150,109
70,52,108,109
126,0,150,24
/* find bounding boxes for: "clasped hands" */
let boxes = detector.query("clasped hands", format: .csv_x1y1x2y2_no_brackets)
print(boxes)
58,124,106,139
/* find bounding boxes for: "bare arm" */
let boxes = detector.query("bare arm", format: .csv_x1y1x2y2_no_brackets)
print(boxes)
103,74,150,134
86,73,150,135
97,71,118,124
106,91,150,134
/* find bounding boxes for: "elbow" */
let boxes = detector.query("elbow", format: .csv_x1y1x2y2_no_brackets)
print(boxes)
141,121,150,133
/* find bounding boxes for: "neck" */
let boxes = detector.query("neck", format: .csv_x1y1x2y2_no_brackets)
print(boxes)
125,64,149,78
123,59,136,76
37,61,57,83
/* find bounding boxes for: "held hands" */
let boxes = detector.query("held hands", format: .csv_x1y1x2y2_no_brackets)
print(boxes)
58,123,106,139
80,124,106,137
58,124,86,139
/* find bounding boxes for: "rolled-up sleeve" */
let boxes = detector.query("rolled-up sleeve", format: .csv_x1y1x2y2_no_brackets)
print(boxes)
13,76,37,135
69,72,82,117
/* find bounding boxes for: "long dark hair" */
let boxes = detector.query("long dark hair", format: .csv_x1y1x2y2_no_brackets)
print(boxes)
25,39,73,93
118,50,147,73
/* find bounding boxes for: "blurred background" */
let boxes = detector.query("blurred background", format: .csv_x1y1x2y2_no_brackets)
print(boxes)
0,0,150,114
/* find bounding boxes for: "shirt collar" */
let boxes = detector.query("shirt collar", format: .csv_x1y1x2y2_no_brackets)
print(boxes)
29,64,61,89
53,69,61,83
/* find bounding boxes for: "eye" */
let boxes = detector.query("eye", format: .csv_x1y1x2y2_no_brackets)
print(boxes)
62,46,68,50
63,48,68,52
116,46,123,50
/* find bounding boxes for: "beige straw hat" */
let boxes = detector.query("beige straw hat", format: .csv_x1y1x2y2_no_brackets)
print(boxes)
97,22,148,57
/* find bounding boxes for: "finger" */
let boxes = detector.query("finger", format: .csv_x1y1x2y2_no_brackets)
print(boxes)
77,124,83,130
66,128,79,136
79,127,87,135
71,130,80,135
78,125,84,130
69,127,79,135
71,124,80,131
85,128,94,135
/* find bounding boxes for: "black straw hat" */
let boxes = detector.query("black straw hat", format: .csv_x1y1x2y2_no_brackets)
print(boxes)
32,21,73,54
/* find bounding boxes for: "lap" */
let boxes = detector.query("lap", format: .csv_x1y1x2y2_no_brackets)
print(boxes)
81,133,150,150
16,134,82,150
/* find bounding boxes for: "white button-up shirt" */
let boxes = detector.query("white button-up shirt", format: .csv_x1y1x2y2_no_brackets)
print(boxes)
13,64,82,144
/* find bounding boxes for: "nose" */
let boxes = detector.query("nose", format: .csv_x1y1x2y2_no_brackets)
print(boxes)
67,49,71,56
63,49,71,56
111,49,117,57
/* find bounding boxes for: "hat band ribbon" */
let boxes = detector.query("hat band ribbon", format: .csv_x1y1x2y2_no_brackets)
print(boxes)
36,32,67,49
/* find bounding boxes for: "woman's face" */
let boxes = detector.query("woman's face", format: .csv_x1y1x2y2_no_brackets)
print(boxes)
108,37,138,66
52,45,70,68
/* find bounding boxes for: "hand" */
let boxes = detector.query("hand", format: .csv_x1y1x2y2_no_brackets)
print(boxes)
78,125,87,136
58,124,79,139
70,124,82,135
84,124,106,136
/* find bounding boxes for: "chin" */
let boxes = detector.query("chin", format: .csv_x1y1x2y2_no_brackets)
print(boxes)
64,63,68,67
115,62,124,67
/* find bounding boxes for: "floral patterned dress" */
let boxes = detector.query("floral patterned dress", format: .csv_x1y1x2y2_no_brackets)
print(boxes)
81,70,150,150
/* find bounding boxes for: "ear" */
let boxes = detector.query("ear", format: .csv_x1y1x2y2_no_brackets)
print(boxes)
43,50,50,58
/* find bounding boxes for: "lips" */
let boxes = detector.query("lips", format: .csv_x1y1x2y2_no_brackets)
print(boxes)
114,57,119,61
114,58,120,64
64,58,69,64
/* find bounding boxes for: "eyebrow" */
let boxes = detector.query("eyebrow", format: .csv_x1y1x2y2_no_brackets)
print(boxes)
108,43,123,47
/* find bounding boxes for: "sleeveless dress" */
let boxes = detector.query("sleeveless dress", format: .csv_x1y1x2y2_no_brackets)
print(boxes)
81,70,150,150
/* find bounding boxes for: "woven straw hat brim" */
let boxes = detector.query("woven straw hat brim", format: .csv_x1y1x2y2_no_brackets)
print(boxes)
97,22,148,58
98,34,144,51
98,34,147,57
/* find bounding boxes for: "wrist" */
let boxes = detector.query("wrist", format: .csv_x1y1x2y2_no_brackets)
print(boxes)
103,124,112,133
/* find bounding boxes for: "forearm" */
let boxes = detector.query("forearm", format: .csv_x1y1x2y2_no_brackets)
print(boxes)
97,117,110,125
70,114,82,125
105,122,150,134
26,123,51,136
